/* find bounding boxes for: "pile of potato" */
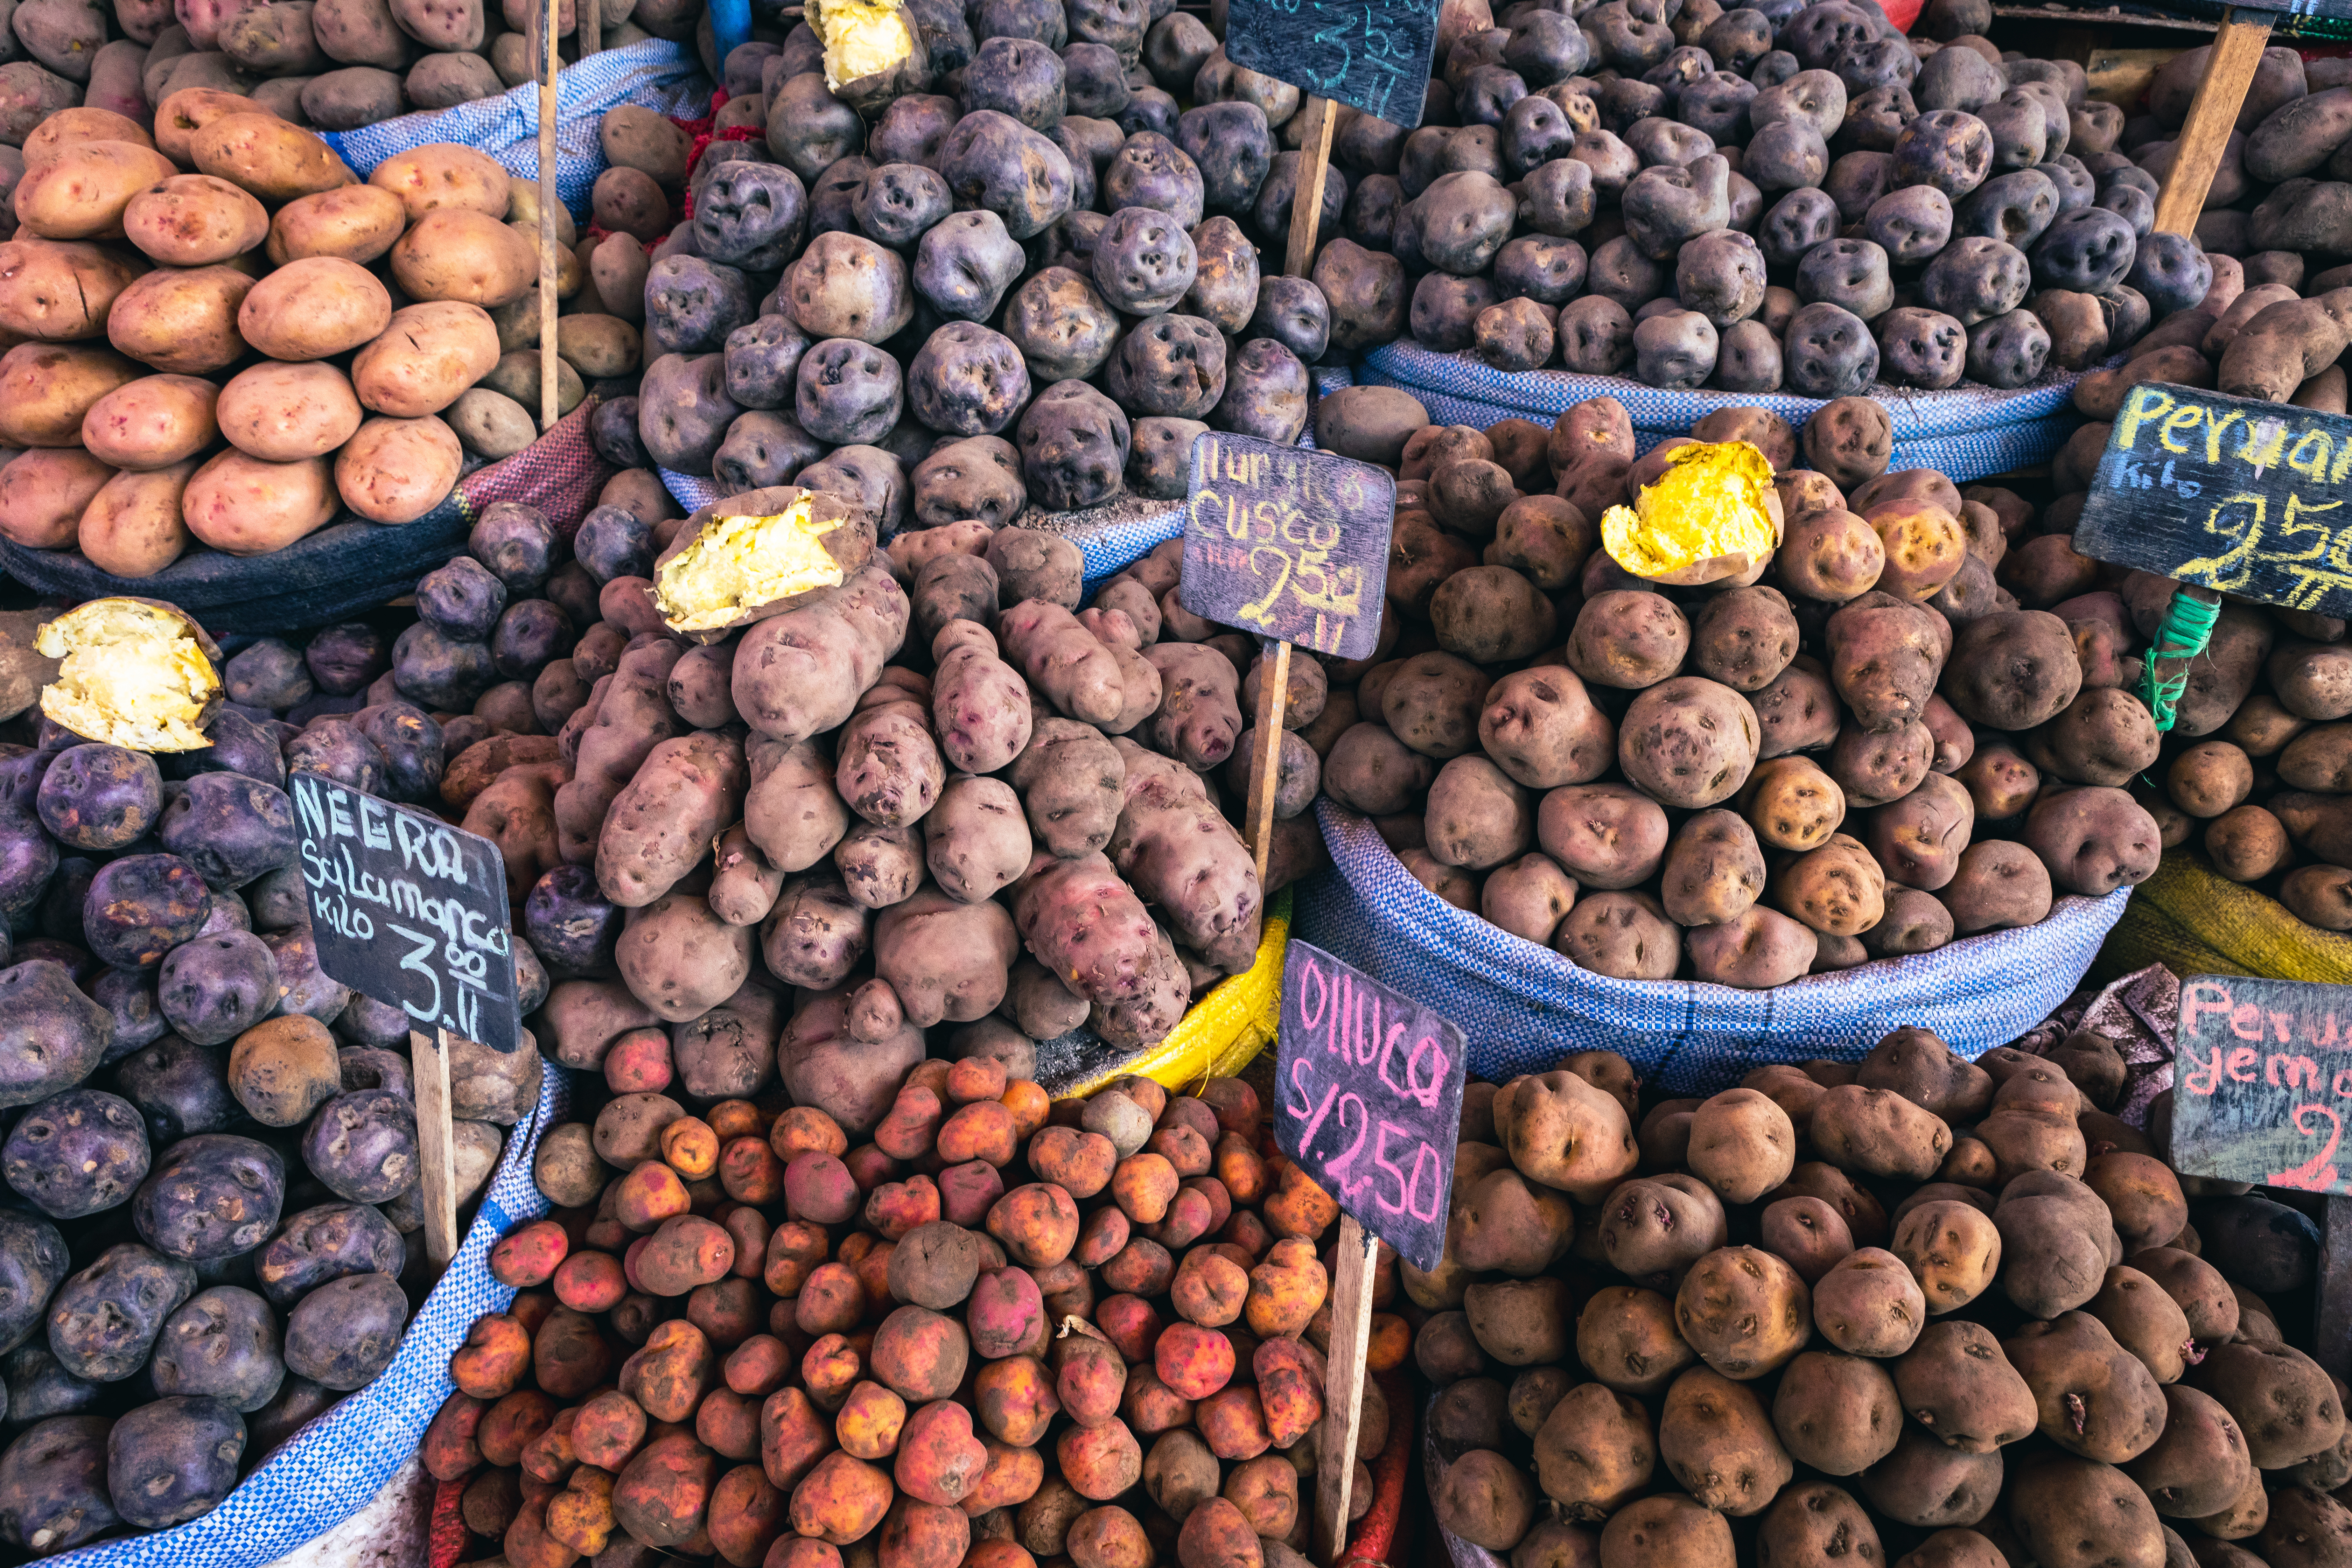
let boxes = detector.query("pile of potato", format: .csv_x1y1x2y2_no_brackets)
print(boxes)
0,108,644,576
1421,1031,2342,1568
1290,378,2158,986
425,1065,1401,1568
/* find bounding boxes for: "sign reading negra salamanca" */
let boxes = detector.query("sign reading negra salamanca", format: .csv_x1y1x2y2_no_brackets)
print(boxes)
1275,940,1466,1273
292,774,522,1053
2073,382,2352,617
2169,974,2352,1193
1224,0,1440,128
1181,431,1394,661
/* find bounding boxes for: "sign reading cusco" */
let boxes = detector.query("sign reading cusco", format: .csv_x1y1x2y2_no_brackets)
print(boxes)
1181,431,1394,660
2169,974,2352,1193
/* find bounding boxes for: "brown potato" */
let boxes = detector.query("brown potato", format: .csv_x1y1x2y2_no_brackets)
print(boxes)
122,174,270,266
1811,1245,1925,1356
1658,1366,1792,1514
391,209,538,308
105,263,253,374
1596,1174,1727,1287
1760,1195,1852,1284
1865,498,1968,602
181,448,339,555
267,184,411,266
1770,833,1886,937
153,89,271,163
81,374,219,470
1856,1422,2001,1527
336,415,462,523
2186,1342,2346,1470
0,238,146,342
1740,756,1845,851
1891,1319,2035,1452
1576,1286,1695,1399
1660,811,1765,928
215,361,364,462
78,460,196,577
2083,1266,2193,1385
1759,1482,1882,1568
0,342,141,446
1600,1495,1732,1568
1618,677,1759,808
20,107,155,168
2004,1308,2166,1462
14,142,180,240
0,447,116,547
1674,1245,1810,1378
1532,1382,1654,1520
2121,1385,2252,1519
1686,1088,1794,1205
1891,1199,1999,1314
2008,1455,2165,1568
1498,1069,1637,1203
191,112,355,203
1778,508,1884,602
1770,1350,1901,1475
1809,1085,1952,1182
370,144,512,220
238,256,394,360
352,301,502,416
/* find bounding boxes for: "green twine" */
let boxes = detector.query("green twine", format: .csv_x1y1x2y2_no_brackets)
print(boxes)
2141,588,2222,734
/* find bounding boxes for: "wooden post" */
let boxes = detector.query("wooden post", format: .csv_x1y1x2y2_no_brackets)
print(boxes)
1285,95,1337,280
539,0,561,430
1313,1216,1378,1566
2152,8,2273,237
580,0,599,58
1245,640,1290,883
411,1030,461,1266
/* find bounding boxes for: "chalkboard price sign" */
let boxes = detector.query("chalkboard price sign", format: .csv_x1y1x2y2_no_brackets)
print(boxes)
1275,940,1465,1273
1225,0,1440,128
2168,974,2352,1193
292,775,522,1054
1181,431,1395,661
2072,383,2352,617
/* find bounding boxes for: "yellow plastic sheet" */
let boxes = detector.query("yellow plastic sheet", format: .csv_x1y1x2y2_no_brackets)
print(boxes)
2092,852,2352,987
1054,888,1291,1099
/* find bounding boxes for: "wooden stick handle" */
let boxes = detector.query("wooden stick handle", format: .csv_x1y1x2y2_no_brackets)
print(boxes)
1313,1215,1378,1566
1284,96,1337,281
538,0,561,429
2153,8,2272,237
413,1029,461,1267
1246,640,1291,887
579,0,599,57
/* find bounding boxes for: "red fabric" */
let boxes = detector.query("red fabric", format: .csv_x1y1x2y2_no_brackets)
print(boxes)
1343,1370,1413,1567
428,1476,469,1568
1880,0,1922,31
458,397,615,543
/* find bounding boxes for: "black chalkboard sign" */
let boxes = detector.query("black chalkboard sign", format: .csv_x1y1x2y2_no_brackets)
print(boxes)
2169,974,2352,1192
1181,431,1395,661
2072,383,2352,617
1275,940,1465,1272
1225,0,1439,127
291,775,523,1054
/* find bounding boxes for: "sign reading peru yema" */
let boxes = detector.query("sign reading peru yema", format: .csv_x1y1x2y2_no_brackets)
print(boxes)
291,773,522,1053
2170,974,2352,1194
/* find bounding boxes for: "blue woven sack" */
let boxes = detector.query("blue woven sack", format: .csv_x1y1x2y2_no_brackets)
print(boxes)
322,38,712,214
48,1073,566,1568
1298,802,2130,1093
1357,342,2083,483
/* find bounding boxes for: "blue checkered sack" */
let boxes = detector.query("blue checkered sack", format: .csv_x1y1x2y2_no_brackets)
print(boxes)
1298,801,2130,1093
49,1072,568,1568
321,38,713,216
1358,342,2084,483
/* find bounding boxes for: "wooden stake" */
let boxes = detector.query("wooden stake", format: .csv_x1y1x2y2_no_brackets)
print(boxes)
538,0,561,430
1245,640,1291,884
580,0,599,58
2320,1198,2352,1383
412,1029,461,1266
2153,8,2272,237
1284,95,1337,281
1313,1216,1378,1566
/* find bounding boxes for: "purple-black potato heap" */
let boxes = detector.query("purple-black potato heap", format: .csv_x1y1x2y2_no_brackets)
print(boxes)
1425,1030,2344,1568
1310,386,2170,985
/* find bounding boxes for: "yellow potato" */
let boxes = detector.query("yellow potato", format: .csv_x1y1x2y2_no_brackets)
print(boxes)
351,300,500,416
335,414,461,522
78,461,197,577
0,342,142,446
106,264,254,374
181,448,339,554
388,209,536,308
236,255,392,360
216,360,363,461
0,239,146,341
82,374,222,470
123,175,272,266
21,107,155,169
265,184,408,266
369,144,512,221
190,113,355,204
153,88,270,165
0,448,116,548
14,142,182,241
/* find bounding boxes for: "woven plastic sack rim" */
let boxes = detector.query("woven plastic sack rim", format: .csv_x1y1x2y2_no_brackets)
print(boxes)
1308,797,2133,1087
1360,339,2085,436
47,1070,566,1568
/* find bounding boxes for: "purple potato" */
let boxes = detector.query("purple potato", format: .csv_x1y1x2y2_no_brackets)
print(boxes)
5,1348,98,1425
488,602,572,685
159,774,298,892
390,624,497,712
0,962,111,1110
285,722,386,795
1176,100,1273,216
282,1273,407,1390
337,1047,411,1098
158,932,279,1048
590,398,646,469
572,506,656,585
37,857,93,947
93,970,167,1064
301,1090,417,1204
514,933,549,1017
151,1286,284,1411
469,502,561,598
165,709,288,789
255,1202,403,1309
0,1416,118,1555
333,992,411,1050
133,1134,285,1261
48,1242,197,1381
303,625,387,697
246,1373,337,1461
112,1037,240,1143
2,1090,149,1219
525,864,623,980
36,745,161,852
261,927,350,1025
415,556,507,643
724,315,814,412
106,1395,243,1528
939,110,1075,239
694,160,810,271
350,702,445,804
